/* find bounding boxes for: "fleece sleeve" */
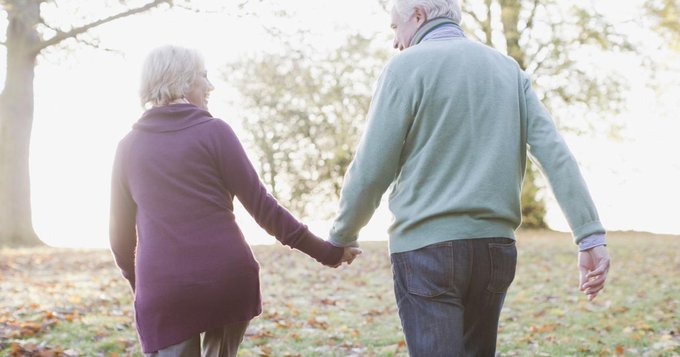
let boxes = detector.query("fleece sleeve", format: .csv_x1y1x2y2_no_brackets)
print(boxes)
109,143,138,290
522,73,605,243
329,67,414,246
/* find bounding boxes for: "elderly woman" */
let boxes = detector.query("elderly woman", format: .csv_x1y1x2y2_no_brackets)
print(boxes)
109,45,360,356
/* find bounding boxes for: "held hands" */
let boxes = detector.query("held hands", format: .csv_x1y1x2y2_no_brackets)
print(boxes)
331,247,362,268
578,245,610,301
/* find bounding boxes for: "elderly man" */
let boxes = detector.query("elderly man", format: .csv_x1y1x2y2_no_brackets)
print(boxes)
329,0,611,355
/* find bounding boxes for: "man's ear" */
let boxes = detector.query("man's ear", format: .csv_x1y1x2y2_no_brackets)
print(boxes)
414,7,428,24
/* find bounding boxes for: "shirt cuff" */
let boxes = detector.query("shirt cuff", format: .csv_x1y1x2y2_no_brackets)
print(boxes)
329,239,360,248
578,233,606,252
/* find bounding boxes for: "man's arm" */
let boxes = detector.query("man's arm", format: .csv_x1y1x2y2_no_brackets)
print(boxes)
522,72,605,242
522,72,610,300
329,67,414,246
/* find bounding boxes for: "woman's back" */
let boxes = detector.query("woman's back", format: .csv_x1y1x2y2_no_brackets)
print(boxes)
112,103,261,351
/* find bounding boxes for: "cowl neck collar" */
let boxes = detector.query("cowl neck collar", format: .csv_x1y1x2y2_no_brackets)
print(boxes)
134,103,213,133
410,17,464,47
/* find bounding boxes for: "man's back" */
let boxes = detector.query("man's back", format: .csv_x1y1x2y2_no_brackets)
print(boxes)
383,38,527,252
330,37,603,253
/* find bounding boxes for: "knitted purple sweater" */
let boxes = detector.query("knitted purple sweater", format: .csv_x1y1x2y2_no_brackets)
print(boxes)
109,104,342,352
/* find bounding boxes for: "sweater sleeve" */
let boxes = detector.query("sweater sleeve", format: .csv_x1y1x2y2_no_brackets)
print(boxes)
109,142,137,290
214,121,343,266
329,67,413,246
522,73,605,243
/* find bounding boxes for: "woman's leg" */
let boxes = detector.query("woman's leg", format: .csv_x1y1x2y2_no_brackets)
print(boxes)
144,336,201,357
202,321,250,357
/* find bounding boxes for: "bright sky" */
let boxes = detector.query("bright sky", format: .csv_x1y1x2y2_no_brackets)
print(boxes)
1,0,678,248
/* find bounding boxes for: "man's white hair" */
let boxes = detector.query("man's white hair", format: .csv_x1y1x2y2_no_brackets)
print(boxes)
139,45,205,108
393,0,462,25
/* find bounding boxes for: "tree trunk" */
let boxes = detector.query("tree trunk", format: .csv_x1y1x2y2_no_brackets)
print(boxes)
499,0,526,70
520,160,547,229
0,1,42,246
0,0,173,247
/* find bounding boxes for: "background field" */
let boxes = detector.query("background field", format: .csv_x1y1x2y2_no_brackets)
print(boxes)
1,230,678,356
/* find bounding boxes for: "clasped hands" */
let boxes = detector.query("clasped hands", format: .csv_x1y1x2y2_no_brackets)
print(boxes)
331,246,362,268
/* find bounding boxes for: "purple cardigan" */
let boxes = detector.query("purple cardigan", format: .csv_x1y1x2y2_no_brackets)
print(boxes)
109,104,342,352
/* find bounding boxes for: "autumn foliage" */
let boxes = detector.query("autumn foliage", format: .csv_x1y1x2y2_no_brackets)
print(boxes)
1,231,678,356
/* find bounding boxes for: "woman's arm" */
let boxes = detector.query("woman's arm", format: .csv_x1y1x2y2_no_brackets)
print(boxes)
212,121,343,266
109,143,138,291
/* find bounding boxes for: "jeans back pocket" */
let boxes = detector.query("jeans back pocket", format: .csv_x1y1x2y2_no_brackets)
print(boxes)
395,242,455,298
486,240,517,293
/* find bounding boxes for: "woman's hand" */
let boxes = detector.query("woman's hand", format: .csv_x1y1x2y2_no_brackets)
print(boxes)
332,247,362,268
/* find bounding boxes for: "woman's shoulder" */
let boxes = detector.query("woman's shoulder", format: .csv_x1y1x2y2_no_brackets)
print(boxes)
202,117,238,138
116,130,137,151
200,117,246,150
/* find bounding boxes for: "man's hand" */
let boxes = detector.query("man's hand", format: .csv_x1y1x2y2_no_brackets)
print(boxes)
578,245,610,301
331,247,362,268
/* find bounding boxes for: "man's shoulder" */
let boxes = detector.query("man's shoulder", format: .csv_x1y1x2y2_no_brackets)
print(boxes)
388,38,517,69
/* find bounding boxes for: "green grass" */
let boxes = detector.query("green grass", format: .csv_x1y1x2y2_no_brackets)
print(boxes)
1,230,678,356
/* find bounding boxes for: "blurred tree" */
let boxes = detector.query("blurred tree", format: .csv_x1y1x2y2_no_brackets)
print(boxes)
0,0,177,247
225,34,390,218
645,0,680,51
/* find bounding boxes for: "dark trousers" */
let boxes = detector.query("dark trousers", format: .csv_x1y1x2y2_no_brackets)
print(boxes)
391,238,517,357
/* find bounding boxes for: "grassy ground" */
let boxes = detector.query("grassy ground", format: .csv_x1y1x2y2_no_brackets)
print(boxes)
1,230,678,356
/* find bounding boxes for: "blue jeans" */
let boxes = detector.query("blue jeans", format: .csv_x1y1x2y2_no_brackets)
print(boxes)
391,238,517,357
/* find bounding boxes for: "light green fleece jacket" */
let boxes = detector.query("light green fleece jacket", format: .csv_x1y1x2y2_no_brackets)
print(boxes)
329,36,605,254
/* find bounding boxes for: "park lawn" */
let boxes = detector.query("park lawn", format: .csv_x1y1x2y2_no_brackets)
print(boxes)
1,230,678,356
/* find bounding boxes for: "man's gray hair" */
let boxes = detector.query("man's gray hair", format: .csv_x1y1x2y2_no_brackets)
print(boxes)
139,45,205,108
393,0,462,25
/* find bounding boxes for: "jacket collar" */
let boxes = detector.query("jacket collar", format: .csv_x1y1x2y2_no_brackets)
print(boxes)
409,17,463,47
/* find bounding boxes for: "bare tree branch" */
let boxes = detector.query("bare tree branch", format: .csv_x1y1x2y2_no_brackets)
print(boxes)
39,17,60,33
173,2,220,13
78,36,100,49
73,34,124,55
33,0,172,53
464,7,493,46
378,0,390,12
521,0,540,33
464,9,486,30
484,0,493,46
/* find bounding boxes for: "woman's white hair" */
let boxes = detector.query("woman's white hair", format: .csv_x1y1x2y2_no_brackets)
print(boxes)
393,0,462,24
139,45,205,108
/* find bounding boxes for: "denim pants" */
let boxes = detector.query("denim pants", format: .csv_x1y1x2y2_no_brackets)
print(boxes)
391,238,517,357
